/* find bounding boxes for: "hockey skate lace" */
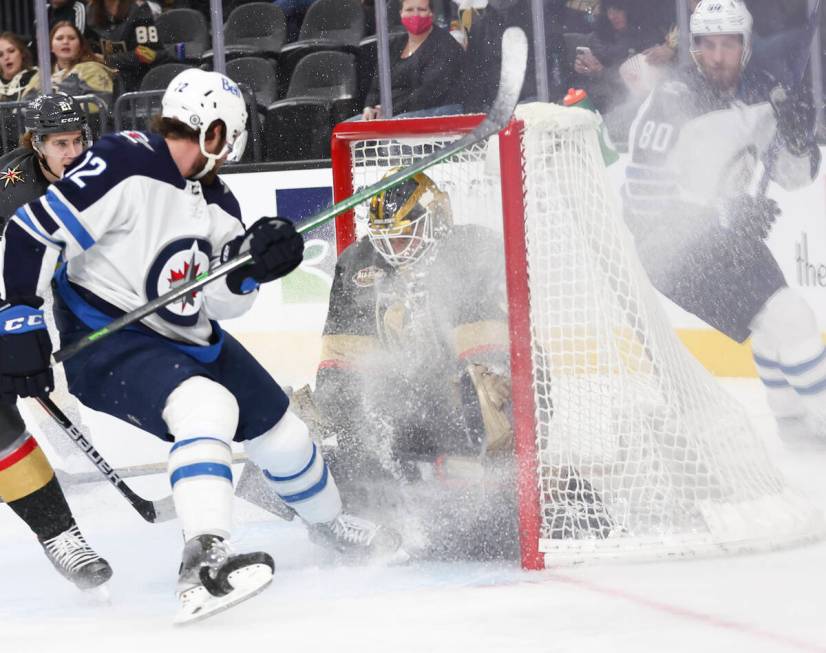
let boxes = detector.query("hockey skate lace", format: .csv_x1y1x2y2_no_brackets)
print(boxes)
42,525,101,572
331,514,377,546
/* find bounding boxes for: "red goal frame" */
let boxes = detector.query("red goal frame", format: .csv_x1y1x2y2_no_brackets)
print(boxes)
330,116,544,569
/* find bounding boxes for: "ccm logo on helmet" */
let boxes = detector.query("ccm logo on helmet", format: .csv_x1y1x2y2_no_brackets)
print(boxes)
3,314,43,331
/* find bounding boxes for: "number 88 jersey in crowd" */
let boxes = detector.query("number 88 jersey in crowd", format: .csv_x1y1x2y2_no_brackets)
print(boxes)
93,1,171,92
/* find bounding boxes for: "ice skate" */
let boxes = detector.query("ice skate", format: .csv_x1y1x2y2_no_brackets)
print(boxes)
776,415,826,451
174,534,274,625
309,513,407,563
41,525,112,590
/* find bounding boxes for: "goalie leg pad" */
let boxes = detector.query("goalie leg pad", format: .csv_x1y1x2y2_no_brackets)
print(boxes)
245,410,342,524
164,377,238,539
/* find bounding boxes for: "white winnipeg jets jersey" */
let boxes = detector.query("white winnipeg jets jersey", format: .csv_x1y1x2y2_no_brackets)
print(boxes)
623,68,818,219
1,130,256,347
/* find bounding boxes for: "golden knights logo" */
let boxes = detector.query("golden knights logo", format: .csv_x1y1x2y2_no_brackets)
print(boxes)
0,165,24,188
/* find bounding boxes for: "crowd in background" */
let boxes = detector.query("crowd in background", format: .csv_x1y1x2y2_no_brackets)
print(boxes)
0,0,817,162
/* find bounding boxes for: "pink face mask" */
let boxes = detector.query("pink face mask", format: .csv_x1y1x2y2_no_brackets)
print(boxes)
402,15,433,35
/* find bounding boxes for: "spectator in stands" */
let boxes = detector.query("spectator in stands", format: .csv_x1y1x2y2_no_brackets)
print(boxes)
362,0,464,120
461,0,570,114
572,0,660,114
274,0,322,43
22,22,114,108
562,0,601,33
0,32,36,102
88,0,171,93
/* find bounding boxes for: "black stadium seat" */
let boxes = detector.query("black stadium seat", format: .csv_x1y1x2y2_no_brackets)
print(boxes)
156,9,211,63
277,0,365,91
226,57,278,111
139,62,193,91
265,51,359,162
201,3,287,65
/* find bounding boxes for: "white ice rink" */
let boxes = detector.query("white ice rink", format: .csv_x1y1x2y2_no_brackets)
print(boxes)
2,379,825,653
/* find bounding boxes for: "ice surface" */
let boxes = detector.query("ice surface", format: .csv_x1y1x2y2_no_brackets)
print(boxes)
2,379,825,653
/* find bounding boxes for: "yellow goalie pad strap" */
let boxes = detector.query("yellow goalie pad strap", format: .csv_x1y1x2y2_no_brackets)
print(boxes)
319,333,381,368
466,363,513,453
454,321,510,359
0,445,55,503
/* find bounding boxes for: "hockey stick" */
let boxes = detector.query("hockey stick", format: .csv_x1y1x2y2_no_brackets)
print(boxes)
35,396,176,523
51,26,528,366
33,27,526,524
757,0,821,196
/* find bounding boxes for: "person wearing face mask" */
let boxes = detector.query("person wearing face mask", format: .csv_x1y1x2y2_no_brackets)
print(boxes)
362,0,464,120
22,22,114,108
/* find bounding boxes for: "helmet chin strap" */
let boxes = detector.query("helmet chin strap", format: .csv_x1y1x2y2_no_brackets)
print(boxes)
33,138,59,179
190,131,227,180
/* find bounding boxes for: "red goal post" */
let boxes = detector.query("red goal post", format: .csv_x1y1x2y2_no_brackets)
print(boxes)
330,115,545,569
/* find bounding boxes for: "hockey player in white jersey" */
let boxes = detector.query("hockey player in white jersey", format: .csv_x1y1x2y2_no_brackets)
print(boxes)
0,69,401,623
623,0,826,447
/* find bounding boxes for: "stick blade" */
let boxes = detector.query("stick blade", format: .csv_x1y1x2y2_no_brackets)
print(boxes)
488,27,529,130
146,494,177,523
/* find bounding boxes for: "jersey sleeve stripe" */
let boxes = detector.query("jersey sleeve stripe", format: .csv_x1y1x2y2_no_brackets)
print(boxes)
13,207,62,247
44,190,95,250
29,198,61,236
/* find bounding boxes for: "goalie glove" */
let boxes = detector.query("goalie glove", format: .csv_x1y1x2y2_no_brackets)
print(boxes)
770,85,815,157
223,217,304,294
721,194,780,241
0,304,53,402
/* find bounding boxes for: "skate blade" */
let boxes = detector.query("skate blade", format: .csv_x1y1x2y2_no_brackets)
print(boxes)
173,564,273,626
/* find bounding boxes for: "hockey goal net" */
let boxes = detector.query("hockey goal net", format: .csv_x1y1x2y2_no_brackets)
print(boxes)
330,103,824,569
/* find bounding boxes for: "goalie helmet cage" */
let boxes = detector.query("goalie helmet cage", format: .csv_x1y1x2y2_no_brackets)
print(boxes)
329,104,824,570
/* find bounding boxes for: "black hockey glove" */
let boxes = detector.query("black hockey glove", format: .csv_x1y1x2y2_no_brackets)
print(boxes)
723,194,780,241
770,85,815,157
0,305,53,403
223,217,304,294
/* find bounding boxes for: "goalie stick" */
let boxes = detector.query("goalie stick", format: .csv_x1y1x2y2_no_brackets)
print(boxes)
28,27,528,525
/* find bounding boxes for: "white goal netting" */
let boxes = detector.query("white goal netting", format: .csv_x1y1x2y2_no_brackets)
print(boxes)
337,103,824,566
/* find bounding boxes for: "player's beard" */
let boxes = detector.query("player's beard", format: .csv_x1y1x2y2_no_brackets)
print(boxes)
701,63,740,96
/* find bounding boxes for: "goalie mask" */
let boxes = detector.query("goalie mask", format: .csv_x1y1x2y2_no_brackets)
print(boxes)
367,171,452,267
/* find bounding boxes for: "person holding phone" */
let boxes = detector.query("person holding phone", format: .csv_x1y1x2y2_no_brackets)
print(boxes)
573,0,660,114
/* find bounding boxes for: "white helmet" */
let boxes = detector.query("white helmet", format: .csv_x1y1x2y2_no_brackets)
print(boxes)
162,68,248,179
690,0,753,68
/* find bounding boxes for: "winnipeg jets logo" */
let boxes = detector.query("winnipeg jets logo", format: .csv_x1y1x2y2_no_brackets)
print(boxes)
147,238,212,327
0,165,24,188
167,248,202,311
